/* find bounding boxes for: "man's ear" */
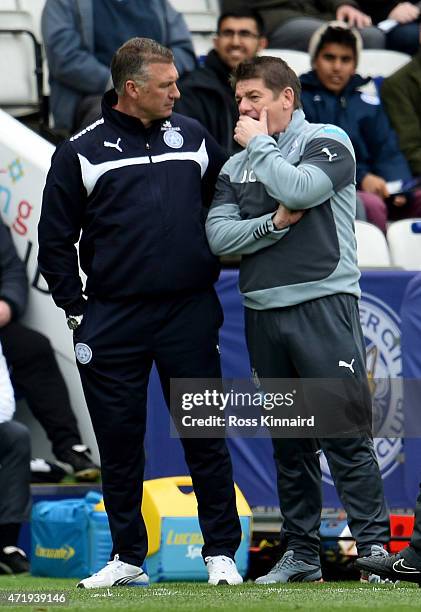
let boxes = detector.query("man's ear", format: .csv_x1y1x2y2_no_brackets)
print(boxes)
125,79,140,99
282,87,295,110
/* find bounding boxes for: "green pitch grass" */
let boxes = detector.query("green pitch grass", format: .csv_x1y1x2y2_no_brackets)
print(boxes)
1,576,421,612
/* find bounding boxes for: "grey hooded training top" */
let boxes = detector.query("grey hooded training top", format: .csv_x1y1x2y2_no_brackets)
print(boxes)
206,109,361,310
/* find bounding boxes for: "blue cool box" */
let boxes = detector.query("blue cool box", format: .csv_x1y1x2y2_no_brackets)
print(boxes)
31,493,100,578
31,479,252,581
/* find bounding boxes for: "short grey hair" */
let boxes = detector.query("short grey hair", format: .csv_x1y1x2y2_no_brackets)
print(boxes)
111,37,174,95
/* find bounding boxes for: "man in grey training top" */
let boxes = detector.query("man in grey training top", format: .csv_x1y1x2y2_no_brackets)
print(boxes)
206,55,390,583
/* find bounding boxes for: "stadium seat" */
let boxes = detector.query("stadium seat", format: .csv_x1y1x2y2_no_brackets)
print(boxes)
171,0,218,34
12,0,45,42
192,34,214,57
11,0,51,97
259,49,311,76
172,0,219,56
171,0,219,14
207,0,220,12
171,0,209,11
357,49,411,79
354,220,392,267
0,9,44,119
387,219,421,269
0,0,20,8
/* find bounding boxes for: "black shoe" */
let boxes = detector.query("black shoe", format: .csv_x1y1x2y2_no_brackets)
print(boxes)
0,547,29,574
356,547,421,584
56,445,100,482
30,458,67,483
359,544,390,583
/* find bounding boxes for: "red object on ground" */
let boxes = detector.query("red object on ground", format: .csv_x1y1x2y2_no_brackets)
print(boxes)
389,514,415,553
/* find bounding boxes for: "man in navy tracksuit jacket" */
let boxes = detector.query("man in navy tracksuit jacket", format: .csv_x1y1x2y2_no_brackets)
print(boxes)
38,38,242,588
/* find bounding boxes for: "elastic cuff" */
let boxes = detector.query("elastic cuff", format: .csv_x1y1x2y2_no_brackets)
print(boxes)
64,297,87,317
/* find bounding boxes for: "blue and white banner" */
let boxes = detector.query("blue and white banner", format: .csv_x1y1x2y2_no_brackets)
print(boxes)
145,269,421,509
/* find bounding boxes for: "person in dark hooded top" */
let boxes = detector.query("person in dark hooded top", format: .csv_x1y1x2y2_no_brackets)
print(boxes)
175,10,267,155
300,22,421,232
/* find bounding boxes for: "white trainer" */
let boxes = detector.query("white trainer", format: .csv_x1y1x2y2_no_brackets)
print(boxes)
205,555,243,585
77,555,149,588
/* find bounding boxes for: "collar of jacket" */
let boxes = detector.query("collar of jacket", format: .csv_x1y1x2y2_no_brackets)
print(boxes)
300,69,370,96
275,108,307,147
101,89,164,133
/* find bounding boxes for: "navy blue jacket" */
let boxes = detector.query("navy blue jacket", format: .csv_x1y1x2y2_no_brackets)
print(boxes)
38,91,226,316
300,71,412,187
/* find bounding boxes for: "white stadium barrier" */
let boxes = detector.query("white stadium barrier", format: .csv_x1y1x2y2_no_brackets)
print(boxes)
0,109,98,460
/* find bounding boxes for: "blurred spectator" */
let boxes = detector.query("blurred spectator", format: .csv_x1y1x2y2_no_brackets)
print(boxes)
381,30,421,176
176,10,267,154
0,340,30,575
357,1,420,55
300,22,421,232
0,218,99,482
220,0,384,51
42,0,197,134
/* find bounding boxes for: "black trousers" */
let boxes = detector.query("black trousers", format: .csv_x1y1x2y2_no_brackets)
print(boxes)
409,484,421,557
0,322,82,457
246,293,390,563
0,421,31,525
73,288,241,567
